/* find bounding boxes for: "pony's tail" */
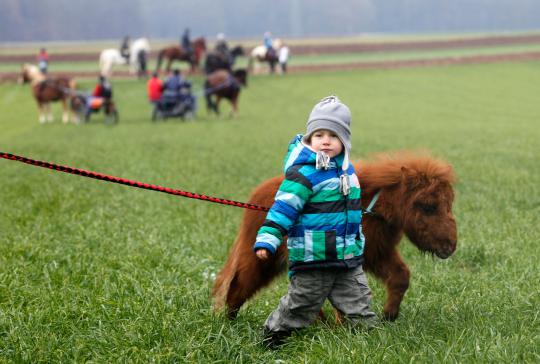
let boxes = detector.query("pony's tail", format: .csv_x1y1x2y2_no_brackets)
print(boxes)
212,243,240,311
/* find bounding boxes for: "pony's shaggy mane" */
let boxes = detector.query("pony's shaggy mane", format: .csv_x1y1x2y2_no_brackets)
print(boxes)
356,151,456,193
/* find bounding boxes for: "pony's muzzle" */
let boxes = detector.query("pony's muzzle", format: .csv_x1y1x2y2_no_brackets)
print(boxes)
435,238,457,259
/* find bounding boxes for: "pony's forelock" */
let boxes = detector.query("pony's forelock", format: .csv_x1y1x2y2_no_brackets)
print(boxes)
355,151,456,192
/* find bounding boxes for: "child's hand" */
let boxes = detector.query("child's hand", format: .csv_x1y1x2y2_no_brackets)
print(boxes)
256,249,270,260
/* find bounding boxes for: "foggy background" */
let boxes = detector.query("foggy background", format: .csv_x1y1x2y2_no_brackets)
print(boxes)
2,0,540,42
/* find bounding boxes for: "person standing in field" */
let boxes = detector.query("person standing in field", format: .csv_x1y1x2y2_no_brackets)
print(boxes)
278,41,289,74
147,72,163,104
37,48,49,74
253,96,378,348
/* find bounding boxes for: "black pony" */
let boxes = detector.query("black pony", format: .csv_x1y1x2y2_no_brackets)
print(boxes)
204,46,244,75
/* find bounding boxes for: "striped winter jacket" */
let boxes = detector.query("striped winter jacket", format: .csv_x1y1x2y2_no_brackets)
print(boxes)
254,135,365,271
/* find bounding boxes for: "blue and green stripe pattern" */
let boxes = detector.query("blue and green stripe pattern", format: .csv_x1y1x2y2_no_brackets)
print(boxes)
254,135,365,270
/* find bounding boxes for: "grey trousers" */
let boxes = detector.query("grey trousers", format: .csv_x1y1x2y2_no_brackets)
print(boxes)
264,265,377,333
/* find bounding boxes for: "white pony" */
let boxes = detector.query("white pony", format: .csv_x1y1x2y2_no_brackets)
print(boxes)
248,39,282,74
99,37,151,78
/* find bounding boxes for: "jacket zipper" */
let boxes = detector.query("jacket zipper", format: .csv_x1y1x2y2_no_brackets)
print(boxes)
339,169,349,257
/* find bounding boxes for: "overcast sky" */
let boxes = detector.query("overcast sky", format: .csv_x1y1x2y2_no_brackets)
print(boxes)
2,0,540,42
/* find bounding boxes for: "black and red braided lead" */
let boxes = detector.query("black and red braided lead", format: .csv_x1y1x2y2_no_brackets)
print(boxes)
0,152,270,212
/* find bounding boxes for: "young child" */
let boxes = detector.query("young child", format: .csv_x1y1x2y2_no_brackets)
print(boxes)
254,96,378,348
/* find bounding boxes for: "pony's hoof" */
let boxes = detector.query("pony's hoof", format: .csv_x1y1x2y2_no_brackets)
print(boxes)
226,307,239,320
382,309,399,321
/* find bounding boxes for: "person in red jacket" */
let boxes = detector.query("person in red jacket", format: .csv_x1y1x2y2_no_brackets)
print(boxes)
147,72,163,104
92,76,113,99
86,76,113,119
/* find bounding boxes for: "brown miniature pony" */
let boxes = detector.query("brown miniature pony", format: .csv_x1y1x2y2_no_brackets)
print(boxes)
20,63,76,123
204,69,248,117
155,37,206,74
213,152,457,321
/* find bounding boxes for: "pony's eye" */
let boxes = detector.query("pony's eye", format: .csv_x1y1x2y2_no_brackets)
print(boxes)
416,202,438,215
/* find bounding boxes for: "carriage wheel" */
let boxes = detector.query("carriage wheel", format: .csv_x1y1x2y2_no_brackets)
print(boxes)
152,105,160,121
104,110,119,125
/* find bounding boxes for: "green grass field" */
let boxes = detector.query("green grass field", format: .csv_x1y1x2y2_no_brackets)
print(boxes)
1,62,539,362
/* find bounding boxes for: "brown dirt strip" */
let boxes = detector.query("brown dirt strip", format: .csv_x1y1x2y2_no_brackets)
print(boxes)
2,51,540,83
2,33,540,63
291,33,540,55
289,51,540,72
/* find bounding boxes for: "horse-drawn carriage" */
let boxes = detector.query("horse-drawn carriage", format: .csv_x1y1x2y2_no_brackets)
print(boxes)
70,92,119,124
152,81,196,121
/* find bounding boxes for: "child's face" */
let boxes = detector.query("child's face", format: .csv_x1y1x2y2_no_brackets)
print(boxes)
308,129,343,158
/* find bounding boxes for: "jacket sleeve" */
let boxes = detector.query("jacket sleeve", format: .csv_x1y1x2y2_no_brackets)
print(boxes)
253,166,313,254
92,85,102,97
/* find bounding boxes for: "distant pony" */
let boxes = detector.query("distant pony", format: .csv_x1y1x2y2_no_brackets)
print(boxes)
130,37,151,78
155,37,207,74
99,37,151,78
19,63,77,123
213,153,458,321
248,39,282,74
204,69,247,118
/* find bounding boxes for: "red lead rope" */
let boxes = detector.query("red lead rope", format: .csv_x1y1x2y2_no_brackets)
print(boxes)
0,152,270,212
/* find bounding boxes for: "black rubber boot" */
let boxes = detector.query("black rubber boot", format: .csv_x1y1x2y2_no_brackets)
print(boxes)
261,328,290,350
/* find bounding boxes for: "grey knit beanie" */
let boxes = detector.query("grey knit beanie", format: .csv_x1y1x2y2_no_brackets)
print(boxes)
303,95,352,169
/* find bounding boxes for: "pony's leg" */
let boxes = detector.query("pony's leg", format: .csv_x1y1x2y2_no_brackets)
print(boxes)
215,96,222,116
204,81,216,115
61,99,69,123
229,97,238,118
38,103,46,124
269,60,276,74
371,250,410,321
46,103,54,122
333,248,410,323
